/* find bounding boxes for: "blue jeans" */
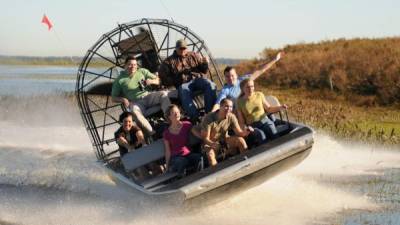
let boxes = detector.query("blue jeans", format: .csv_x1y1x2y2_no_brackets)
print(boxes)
169,153,201,175
178,77,216,118
247,116,278,147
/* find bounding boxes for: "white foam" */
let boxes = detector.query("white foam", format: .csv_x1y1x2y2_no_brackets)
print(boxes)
1,133,399,225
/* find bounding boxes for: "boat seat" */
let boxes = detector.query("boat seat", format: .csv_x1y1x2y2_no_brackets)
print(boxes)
121,139,165,172
276,124,290,133
265,95,281,107
121,139,178,188
265,95,291,135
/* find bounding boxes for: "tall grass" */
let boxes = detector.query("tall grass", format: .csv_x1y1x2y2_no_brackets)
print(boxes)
236,37,400,106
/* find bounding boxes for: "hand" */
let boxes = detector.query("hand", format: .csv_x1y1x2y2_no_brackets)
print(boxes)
127,101,135,112
281,104,288,110
121,98,130,108
275,52,284,62
244,126,254,136
247,126,255,132
202,56,209,64
117,136,128,145
210,142,220,149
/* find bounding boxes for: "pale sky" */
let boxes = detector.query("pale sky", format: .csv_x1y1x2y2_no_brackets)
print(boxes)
1,0,399,59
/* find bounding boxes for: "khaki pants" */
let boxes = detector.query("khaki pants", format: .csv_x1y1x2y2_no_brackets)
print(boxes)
129,90,171,135
203,136,247,166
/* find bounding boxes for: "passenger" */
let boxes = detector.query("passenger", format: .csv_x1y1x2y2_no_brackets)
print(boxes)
163,104,201,176
211,52,283,112
236,78,287,147
111,56,171,136
114,111,147,179
200,98,252,166
158,39,217,119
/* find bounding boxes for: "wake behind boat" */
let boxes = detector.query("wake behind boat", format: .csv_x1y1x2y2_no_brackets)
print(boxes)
75,18,314,203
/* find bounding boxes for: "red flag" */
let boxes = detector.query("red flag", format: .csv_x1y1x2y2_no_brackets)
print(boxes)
41,14,53,30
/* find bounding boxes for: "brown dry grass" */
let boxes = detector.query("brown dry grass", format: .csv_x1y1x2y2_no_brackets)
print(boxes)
236,37,400,107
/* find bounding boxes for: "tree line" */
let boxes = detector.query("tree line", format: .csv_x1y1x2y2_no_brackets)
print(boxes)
235,37,400,106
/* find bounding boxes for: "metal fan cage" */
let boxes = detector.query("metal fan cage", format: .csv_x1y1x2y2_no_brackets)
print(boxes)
75,18,222,161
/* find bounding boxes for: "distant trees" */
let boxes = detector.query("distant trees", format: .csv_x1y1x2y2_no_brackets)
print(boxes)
0,56,80,66
235,37,400,106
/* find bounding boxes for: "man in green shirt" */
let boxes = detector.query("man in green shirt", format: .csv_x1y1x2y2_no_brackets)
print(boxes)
112,56,171,135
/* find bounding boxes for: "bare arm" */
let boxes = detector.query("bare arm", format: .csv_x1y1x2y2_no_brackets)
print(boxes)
232,121,251,137
236,109,247,130
116,136,135,151
145,76,160,86
262,97,287,114
163,139,171,170
250,52,283,81
112,96,130,108
201,127,219,149
134,129,146,146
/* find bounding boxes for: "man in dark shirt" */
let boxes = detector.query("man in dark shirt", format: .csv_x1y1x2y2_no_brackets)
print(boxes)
158,39,217,119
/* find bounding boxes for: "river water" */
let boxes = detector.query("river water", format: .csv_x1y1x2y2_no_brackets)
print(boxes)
0,65,399,225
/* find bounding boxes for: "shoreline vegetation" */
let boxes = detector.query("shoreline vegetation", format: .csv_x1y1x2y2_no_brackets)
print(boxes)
1,37,399,145
0,55,244,67
264,88,400,146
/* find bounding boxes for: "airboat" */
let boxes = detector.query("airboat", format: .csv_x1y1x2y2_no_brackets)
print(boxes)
75,18,314,203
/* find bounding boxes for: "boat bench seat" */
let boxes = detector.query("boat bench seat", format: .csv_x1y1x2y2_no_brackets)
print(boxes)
121,139,178,188
121,140,166,172
266,95,291,135
276,123,290,134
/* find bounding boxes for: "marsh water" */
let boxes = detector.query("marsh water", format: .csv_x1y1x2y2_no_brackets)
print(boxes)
0,65,399,225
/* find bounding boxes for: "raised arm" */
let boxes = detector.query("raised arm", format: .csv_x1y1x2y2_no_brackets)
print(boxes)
250,51,283,81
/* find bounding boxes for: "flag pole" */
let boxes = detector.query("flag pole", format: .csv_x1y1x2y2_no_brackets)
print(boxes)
52,29,76,65
42,14,76,65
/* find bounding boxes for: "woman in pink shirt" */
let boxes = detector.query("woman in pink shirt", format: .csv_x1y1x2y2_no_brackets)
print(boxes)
163,104,201,175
